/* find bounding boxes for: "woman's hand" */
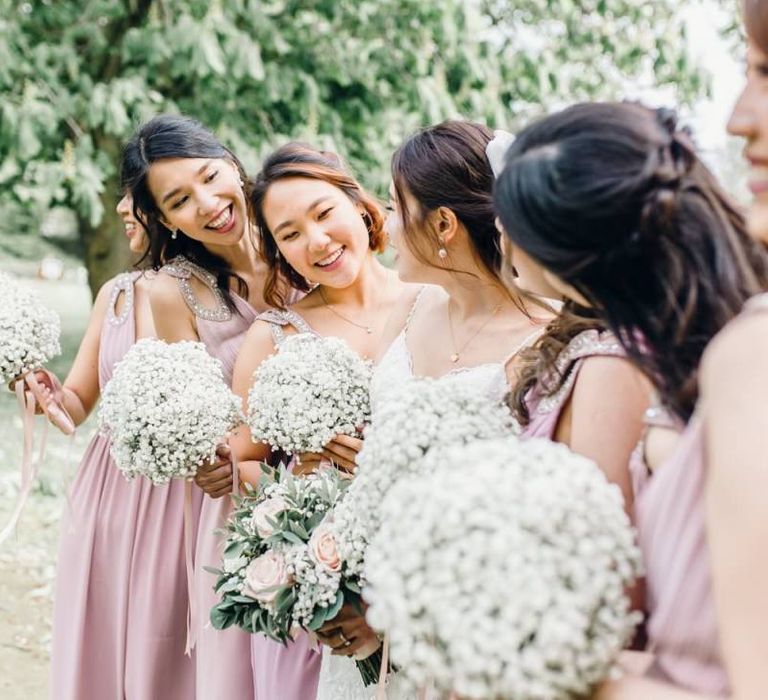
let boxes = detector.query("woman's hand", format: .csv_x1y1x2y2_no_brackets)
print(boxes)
316,602,381,658
194,444,234,498
322,434,364,474
294,452,324,476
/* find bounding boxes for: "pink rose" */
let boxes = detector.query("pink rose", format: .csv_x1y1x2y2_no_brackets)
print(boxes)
308,523,341,573
251,496,288,538
242,551,291,604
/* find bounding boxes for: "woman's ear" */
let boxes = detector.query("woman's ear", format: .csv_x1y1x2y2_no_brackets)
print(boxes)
435,206,460,245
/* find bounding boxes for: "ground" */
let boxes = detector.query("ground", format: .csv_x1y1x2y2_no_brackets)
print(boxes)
0,277,92,699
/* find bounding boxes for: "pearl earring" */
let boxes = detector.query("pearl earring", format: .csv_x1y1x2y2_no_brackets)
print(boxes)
438,240,448,259
238,175,244,188
172,229,178,240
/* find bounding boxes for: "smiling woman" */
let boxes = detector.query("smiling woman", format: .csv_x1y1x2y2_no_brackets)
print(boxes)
120,114,272,700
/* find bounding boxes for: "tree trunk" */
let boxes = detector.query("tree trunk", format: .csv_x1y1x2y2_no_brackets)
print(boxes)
80,135,134,299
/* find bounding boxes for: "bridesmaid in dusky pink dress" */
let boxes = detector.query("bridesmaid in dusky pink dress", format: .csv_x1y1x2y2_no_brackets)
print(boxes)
122,115,273,699
492,90,768,696
44,192,199,699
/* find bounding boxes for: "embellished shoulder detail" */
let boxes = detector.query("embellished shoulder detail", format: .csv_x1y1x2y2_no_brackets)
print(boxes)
534,329,624,416
256,308,315,345
106,272,135,327
159,256,231,322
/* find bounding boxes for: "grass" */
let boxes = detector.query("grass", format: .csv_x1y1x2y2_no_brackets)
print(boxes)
0,276,93,700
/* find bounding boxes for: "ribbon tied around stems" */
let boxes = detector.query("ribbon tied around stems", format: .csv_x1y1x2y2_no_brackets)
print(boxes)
0,376,50,545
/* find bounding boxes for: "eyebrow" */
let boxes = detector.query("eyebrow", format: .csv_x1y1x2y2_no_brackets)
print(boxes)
161,160,213,204
273,196,333,235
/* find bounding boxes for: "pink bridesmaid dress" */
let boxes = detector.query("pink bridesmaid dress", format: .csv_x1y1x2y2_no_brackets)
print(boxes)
521,329,624,440
161,257,259,700
50,271,202,700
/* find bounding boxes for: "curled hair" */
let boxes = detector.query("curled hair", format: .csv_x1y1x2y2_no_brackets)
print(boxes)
392,121,509,287
121,114,249,311
744,0,768,54
497,102,768,422
250,143,386,309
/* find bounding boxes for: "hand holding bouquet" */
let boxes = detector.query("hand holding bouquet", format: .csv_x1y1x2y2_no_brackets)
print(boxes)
98,338,243,484
245,333,372,458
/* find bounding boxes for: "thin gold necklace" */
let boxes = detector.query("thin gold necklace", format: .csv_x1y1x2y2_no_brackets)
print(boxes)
319,275,389,334
447,299,503,363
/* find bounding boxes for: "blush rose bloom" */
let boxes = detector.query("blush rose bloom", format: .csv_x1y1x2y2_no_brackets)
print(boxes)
309,522,341,573
251,495,288,538
242,551,291,604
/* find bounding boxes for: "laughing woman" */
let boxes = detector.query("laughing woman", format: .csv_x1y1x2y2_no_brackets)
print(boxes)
122,115,271,700
229,143,418,700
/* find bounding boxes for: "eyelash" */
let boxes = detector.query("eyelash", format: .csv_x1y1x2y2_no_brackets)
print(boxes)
170,171,218,209
384,204,395,212
171,196,188,210
318,207,333,220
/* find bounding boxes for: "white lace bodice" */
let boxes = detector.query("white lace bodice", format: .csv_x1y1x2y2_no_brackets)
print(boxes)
371,290,542,415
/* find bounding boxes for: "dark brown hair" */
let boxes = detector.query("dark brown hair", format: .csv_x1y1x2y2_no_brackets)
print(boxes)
250,143,386,309
744,0,768,54
497,102,768,423
121,114,249,311
392,120,508,287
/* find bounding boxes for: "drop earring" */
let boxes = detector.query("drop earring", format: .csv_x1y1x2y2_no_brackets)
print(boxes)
438,240,448,259
238,175,244,188
172,229,179,240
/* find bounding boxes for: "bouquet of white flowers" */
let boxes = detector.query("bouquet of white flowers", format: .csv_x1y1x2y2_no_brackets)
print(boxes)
98,338,243,484
0,272,61,385
246,333,372,455
211,464,382,685
331,376,517,583
364,436,643,699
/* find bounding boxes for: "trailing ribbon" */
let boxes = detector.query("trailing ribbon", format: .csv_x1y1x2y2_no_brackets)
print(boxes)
0,380,46,544
183,443,239,655
375,634,390,700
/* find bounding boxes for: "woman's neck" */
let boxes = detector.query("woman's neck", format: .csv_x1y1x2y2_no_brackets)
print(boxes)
319,254,390,309
439,270,512,320
204,227,260,276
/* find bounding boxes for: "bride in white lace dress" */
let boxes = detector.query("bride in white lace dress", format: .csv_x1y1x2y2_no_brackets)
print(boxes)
314,122,551,699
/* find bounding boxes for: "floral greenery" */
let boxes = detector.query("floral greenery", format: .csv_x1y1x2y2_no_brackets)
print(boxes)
210,463,383,685
365,436,643,699
0,0,712,293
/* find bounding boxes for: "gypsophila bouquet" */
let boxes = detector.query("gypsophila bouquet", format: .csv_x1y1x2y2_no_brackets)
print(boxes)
98,338,243,484
331,376,517,584
0,272,61,384
210,464,382,684
246,333,372,455
364,436,643,699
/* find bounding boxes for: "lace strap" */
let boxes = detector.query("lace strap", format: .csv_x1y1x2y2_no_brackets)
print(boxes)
256,308,316,345
106,272,135,327
159,256,231,322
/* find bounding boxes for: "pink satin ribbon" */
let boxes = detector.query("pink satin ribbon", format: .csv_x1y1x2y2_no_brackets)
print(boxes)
183,444,239,655
375,634,390,700
0,380,47,544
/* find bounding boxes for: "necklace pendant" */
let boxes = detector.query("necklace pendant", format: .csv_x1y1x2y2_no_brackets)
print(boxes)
450,353,459,363
366,327,372,334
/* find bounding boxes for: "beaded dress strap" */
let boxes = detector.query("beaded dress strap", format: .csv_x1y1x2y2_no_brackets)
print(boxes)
160,256,231,322
106,272,135,327
257,308,316,345
534,329,624,416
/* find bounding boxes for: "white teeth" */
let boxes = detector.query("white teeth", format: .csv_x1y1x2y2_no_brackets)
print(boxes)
316,248,343,267
208,206,232,229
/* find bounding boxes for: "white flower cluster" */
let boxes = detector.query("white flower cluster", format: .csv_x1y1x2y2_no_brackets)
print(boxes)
98,338,243,484
332,376,517,581
247,333,372,455
0,272,61,384
215,466,350,640
365,436,643,700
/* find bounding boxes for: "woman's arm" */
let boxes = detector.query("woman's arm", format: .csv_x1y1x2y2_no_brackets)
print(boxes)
701,315,768,699
45,279,115,426
230,321,279,486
